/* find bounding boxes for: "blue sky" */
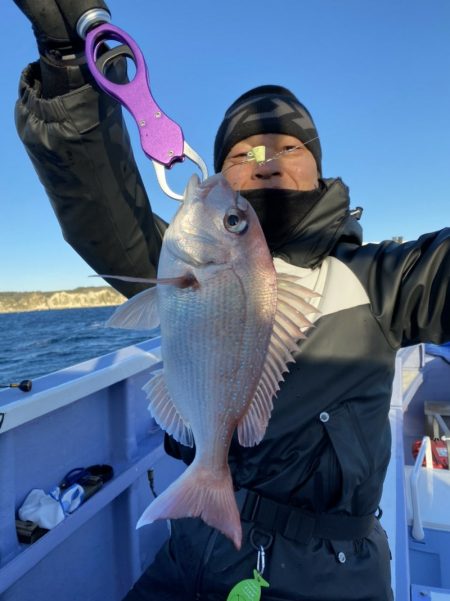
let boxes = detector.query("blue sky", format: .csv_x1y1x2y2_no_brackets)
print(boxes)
1,0,449,292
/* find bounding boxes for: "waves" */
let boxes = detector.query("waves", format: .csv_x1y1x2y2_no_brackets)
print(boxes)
0,306,149,383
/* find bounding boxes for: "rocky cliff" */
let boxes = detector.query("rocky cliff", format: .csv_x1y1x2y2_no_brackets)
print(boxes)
0,287,126,314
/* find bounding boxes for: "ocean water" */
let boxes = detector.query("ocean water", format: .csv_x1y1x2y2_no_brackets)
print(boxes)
0,306,150,384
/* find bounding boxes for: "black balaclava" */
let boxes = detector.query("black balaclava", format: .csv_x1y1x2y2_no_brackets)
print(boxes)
241,186,325,251
214,85,325,251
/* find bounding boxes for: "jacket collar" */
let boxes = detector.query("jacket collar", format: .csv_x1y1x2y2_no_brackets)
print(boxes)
274,178,363,268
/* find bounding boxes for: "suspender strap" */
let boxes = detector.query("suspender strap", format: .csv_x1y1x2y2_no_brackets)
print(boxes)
240,490,375,544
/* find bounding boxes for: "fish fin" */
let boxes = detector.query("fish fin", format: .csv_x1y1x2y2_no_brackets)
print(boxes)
93,273,195,287
106,287,160,331
136,461,242,550
276,273,321,315
184,172,201,199
143,371,194,447
275,273,321,297
92,274,159,284
238,273,319,447
237,386,273,447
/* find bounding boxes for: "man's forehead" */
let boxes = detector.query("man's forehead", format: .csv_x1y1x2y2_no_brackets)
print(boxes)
232,133,303,146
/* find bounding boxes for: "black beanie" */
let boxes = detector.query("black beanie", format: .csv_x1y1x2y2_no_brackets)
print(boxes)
214,85,322,175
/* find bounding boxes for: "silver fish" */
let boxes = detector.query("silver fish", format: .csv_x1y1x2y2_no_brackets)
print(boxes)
108,173,318,549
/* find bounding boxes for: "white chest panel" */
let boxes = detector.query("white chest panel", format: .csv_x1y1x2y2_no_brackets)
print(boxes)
273,256,370,325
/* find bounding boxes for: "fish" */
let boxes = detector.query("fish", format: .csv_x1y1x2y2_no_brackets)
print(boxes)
107,173,318,550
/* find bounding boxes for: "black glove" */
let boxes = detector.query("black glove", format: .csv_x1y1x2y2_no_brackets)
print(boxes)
13,0,109,58
13,0,111,97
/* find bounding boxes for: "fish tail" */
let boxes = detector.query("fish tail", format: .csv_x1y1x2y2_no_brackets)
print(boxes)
136,462,242,550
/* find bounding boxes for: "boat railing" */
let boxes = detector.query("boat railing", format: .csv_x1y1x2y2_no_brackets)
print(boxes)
383,348,414,600
0,346,161,434
409,435,433,541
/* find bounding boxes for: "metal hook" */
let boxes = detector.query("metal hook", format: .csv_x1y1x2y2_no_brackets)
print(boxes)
154,143,208,201
256,545,266,575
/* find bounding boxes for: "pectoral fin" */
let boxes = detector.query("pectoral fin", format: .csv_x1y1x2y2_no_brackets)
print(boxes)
104,273,198,331
107,286,160,331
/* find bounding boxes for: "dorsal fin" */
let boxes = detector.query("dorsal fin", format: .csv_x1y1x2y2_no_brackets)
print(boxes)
237,273,319,447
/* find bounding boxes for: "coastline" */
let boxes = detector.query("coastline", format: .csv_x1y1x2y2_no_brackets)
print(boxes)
0,286,125,314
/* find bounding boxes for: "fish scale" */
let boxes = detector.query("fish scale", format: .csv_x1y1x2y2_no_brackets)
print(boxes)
160,270,272,460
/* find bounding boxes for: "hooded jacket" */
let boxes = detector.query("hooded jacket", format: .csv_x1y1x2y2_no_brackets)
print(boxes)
15,62,450,601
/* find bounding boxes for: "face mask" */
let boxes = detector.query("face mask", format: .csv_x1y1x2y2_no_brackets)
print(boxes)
240,186,325,250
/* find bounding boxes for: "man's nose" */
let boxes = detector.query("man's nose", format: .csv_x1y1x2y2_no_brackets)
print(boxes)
252,160,281,179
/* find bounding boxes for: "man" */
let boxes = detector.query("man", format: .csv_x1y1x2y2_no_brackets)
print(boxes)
12,1,450,600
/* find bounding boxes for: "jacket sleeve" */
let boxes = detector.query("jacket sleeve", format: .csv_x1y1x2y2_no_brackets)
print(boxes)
15,61,166,299
362,229,450,348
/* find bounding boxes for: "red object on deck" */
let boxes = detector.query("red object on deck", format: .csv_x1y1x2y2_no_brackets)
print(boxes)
412,439,449,469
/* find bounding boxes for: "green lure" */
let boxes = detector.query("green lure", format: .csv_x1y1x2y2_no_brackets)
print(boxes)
226,569,270,601
247,145,266,164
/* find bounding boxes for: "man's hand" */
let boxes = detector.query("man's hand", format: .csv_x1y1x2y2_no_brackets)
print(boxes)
13,0,82,56
12,0,110,58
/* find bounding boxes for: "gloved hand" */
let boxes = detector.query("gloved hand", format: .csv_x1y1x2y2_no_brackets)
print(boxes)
12,0,110,59
14,0,78,58
13,0,111,97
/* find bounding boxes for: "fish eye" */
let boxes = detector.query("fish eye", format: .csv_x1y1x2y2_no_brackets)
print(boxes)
224,208,248,234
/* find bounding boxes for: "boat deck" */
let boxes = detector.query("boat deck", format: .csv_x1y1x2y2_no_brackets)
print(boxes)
383,345,450,599
1,340,450,599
